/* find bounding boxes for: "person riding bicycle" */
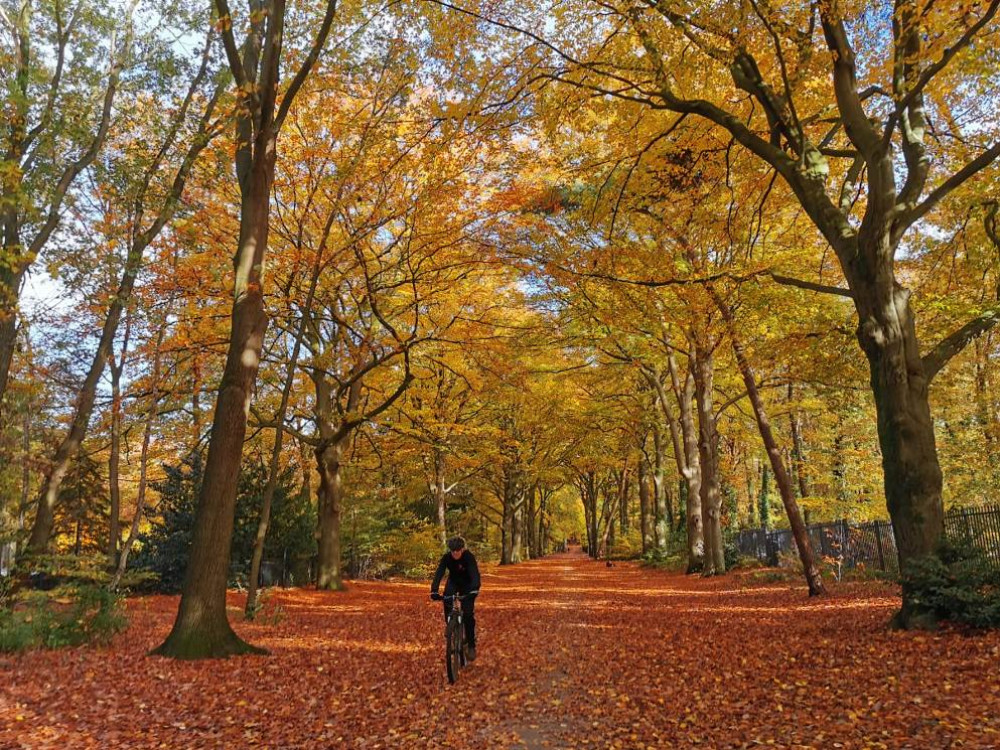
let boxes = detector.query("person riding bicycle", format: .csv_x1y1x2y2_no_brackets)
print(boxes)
430,536,480,661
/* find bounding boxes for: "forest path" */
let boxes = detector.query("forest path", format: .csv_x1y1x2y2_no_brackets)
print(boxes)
3,552,1000,748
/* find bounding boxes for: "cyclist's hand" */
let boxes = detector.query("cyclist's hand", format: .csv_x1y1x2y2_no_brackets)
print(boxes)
430,592,442,601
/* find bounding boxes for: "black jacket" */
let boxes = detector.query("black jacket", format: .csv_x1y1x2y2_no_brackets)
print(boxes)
431,550,481,593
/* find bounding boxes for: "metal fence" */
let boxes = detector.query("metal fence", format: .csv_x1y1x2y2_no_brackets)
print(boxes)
256,554,315,588
734,505,1000,574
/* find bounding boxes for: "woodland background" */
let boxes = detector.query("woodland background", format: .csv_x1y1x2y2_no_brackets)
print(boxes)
2,0,1000,642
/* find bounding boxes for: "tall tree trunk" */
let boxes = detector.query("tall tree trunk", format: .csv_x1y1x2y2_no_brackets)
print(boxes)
974,338,996,446
618,468,629,534
245,256,318,616
511,502,523,564
665,483,675,533
599,489,616,560
152,148,275,659
107,311,132,567
638,457,652,554
18,380,30,560
605,494,616,554
578,472,600,559
434,450,447,546
692,342,725,575
525,482,537,560
861,291,944,565
316,439,346,590
745,454,758,528
759,465,772,530
711,290,825,595
669,355,703,571
108,349,124,567
537,485,552,556
0,311,18,418
153,0,337,660
651,422,668,550
312,369,362,590
501,485,516,565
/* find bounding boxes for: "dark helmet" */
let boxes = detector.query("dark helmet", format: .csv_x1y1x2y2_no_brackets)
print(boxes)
447,536,466,552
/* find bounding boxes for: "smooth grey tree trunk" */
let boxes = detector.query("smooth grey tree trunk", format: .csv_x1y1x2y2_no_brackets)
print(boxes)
668,355,703,571
638,456,652,553
692,342,724,575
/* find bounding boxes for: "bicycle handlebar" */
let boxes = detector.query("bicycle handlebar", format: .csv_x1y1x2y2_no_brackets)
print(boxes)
431,590,479,601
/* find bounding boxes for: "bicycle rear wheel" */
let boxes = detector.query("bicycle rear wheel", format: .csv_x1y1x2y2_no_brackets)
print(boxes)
446,616,462,684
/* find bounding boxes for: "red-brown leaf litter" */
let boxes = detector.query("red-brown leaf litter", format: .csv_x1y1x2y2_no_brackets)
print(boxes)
2,550,999,749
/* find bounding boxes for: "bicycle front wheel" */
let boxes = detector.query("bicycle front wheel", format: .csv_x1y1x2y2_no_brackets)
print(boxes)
446,616,462,684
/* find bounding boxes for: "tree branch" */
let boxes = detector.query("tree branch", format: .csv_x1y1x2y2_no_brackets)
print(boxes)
894,141,1000,241
888,0,1000,135
767,272,853,298
923,308,1000,382
274,0,338,129
212,0,250,92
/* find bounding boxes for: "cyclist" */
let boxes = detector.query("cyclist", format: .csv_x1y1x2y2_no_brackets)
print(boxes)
430,536,480,661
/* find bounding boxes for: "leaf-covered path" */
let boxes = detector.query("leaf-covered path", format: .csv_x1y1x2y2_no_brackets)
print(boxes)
3,550,1000,749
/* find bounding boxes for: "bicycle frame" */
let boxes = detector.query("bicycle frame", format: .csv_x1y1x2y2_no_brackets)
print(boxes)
438,591,477,684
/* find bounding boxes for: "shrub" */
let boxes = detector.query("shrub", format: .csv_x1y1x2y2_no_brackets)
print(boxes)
723,536,741,570
899,540,1000,629
640,548,688,572
133,452,312,592
608,528,644,560
0,583,126,652
374,522,442,579
246,588,286,625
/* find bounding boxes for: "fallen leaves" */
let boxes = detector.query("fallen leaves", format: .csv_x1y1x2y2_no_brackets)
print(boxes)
1,552,999,748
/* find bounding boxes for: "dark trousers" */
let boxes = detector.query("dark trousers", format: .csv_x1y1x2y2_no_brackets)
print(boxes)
442,582,476,647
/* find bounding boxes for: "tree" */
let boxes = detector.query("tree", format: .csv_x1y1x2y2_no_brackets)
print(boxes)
466,0,1000,623
25,30,224,554
154,0,337,659
1,0,143,415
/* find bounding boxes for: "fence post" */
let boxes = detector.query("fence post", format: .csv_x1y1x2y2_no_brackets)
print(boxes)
874,522,886,571
961,507,973,542
765,533,779,567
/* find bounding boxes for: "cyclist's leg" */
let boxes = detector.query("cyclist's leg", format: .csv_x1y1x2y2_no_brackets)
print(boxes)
442,580,457,623
462,592,476,647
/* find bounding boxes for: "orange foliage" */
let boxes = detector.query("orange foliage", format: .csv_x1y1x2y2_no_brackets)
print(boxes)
3,553,999,748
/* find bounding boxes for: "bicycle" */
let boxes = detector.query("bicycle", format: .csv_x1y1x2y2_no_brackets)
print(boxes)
432,590,478,684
